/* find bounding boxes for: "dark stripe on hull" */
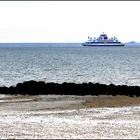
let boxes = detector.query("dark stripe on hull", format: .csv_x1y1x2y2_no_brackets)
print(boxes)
82,44,125,47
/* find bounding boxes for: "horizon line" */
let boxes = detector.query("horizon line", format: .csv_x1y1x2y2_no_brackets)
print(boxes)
0,42,138,44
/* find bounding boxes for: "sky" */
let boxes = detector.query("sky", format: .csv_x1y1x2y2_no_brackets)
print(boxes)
0,1,140,43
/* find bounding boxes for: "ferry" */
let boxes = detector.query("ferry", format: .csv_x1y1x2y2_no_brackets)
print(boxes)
82,33,125,47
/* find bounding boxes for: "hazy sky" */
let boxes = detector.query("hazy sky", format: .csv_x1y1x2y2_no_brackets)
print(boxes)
0,1,140,43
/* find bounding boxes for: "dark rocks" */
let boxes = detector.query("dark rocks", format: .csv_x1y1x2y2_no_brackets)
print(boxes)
0,80,139,97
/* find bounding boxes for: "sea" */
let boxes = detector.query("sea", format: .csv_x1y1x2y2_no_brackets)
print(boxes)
0,43,140,87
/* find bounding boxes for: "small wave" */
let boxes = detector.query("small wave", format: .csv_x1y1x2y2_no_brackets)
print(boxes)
126,78,140,86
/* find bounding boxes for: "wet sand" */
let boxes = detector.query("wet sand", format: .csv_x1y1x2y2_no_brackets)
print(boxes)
0,94,140,139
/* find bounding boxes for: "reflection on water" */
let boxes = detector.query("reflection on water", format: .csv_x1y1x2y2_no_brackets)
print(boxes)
0,44,140,86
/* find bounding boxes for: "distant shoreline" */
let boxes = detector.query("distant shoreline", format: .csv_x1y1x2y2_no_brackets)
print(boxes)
0,43,81,47
0,43,139,47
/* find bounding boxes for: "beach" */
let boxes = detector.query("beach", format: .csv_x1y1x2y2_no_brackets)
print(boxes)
0,94,140,139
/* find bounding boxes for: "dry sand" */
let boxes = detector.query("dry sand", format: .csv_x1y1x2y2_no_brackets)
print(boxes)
0,94,140,139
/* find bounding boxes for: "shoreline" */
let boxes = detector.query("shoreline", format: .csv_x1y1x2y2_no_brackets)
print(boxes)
0,94,140,109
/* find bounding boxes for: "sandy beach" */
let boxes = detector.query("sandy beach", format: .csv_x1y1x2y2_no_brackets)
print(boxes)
0,94,140,139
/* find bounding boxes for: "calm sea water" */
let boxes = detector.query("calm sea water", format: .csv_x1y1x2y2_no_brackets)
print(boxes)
0,43,140,87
